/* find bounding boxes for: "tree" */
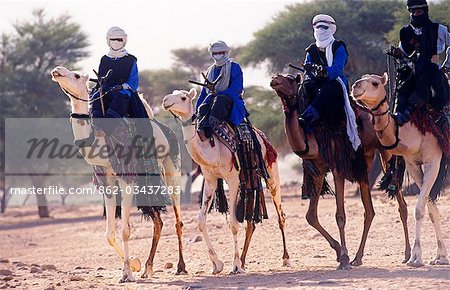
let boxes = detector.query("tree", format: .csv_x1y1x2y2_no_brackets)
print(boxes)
171,46,211,78
240,0,404,82
386,0,450,55
244,86,290,154
1,9,89,217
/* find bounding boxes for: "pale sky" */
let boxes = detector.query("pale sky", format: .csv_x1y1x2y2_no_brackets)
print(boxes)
1,0,298,87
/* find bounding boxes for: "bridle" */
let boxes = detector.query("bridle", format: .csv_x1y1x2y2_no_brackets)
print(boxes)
169,110,198,144
272,75,300,114
61,87,112,103
366,94,399,150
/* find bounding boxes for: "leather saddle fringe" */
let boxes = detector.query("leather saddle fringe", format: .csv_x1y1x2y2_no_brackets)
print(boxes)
379,155,406,199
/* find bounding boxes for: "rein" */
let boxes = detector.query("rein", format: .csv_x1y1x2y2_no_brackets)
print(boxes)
62,87,112,104
369,96,400,150
170,111,198,144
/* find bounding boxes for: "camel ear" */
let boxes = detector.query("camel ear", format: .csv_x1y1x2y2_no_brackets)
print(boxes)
188,88,197,100
381,72,388,86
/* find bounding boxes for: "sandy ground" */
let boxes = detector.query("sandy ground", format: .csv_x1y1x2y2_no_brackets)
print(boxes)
1,185,450,289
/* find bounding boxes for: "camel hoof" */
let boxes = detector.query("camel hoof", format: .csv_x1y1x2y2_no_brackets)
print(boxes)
140,269,153,279
129,257,141,272
212,260,224,274
119,275,136,283
430,256,449,265
337,263,352,270
406,260,424,267
229,266,245,275
176,269,188,275
350,258,362,267
282,258,291,267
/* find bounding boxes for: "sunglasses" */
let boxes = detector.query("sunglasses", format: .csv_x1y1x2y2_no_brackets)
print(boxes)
314,24,329,30
110,38,124,42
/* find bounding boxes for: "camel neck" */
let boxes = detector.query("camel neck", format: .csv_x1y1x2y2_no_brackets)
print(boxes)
284,109,308,154
70,91,89,115
372,102,397,149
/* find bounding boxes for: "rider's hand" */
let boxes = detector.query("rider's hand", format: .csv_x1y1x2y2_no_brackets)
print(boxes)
304,63,314,72
112,84,123,92
315,65,328,78
386,46,404,59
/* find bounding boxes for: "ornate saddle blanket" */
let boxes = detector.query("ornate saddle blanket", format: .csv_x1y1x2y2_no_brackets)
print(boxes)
93,118,173,216
211,121,278,223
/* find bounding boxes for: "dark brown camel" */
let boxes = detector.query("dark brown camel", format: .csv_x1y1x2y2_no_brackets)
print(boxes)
270,73,411,269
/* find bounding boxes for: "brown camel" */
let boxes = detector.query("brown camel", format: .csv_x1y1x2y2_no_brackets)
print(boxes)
270,73,411,269
352,73,448,267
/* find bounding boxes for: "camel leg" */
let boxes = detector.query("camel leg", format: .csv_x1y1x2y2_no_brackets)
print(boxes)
395,190,411,263
162,155,187,275
351,181,375,266
305,175,342,264
118,180,135,283
333,171,351,270
265,160,290,266
427,201,449,265
406,160,439,267
240,221,255,269
171,193,187,274
228,178,244,274
198,174,224,274
141,210,163,279
104,177,127,269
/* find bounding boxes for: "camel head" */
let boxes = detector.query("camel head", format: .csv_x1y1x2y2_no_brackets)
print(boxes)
162,88,197,119
270,73,301,100
270,73,303,113
351,73,388,110
51,66,89,99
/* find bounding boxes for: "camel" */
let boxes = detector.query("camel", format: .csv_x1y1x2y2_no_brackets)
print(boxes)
351,73,448,267
162,88,289,274
50,66,186,282
270,73,411,269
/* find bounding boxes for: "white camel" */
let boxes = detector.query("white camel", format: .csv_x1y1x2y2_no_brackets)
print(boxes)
51,66,186,282
352,73,449,267
162,88,289,274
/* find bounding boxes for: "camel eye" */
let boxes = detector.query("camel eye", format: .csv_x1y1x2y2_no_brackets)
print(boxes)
372,81,379,87
74,73,80,79
181,96,187,101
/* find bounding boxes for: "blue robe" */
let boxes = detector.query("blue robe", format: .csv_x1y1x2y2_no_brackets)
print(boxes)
195,62,246,126
304,44,349,87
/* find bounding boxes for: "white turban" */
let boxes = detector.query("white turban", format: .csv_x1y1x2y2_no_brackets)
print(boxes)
312,14,337,66
208,41,231,53
208,40,231,66
106,26,128,58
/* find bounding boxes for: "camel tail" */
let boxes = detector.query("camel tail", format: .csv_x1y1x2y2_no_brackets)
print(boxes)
208,179,229,214
429,153,448,202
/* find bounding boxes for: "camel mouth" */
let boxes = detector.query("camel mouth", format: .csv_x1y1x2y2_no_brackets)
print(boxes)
163,103,174,110
270,79,282,88
51,70,64,79
351,90,365,99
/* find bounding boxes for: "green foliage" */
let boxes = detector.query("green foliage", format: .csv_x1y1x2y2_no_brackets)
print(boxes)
0,9,90,214
241,0,404,81
139,68,192,107
387,0,450,56
244,86,290,154
171,46,210,77
1,9,89,118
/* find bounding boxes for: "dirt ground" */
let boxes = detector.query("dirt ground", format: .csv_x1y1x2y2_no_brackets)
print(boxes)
1,185,450,289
